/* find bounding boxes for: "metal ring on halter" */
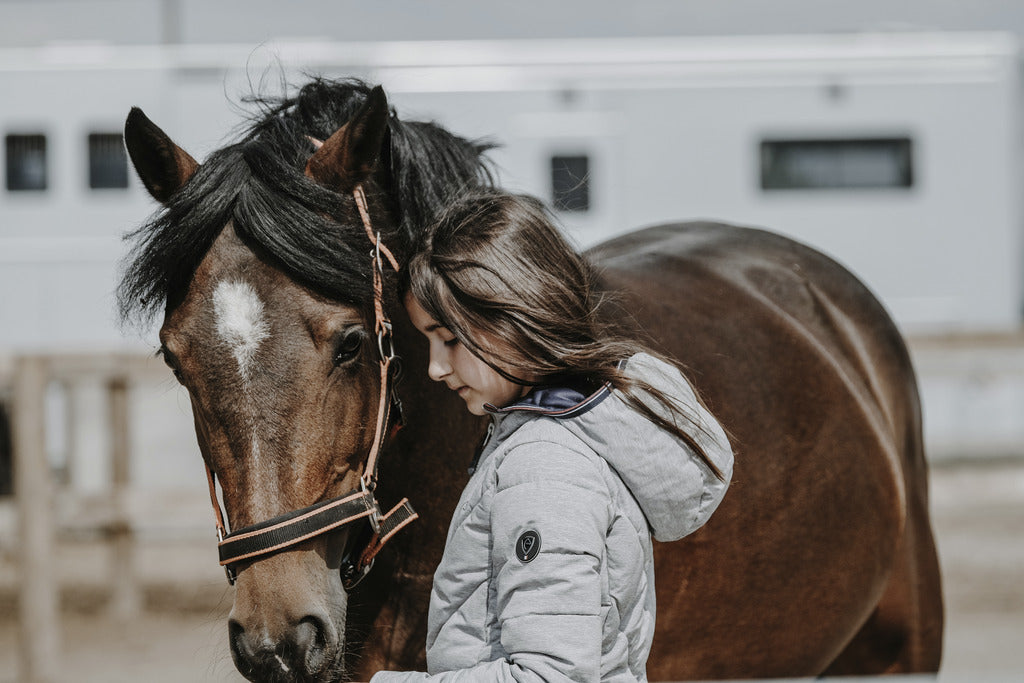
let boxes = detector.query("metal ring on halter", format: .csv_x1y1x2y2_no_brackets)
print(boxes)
377,322,395,362
218,527,238,584
216,524,239,581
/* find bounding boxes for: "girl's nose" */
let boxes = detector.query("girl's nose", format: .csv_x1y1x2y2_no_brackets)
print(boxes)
427,347,450,382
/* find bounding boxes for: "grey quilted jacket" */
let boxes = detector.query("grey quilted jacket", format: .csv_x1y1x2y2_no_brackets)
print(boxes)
371,353,733,682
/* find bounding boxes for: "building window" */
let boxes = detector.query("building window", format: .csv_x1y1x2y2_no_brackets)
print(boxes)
551,154,590,212
760,137,913,190
88,133,129,189
6,134,48,191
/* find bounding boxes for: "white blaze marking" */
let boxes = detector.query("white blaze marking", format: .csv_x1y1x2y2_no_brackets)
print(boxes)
212,280,270,381
251,432,262,472
212,281,274,515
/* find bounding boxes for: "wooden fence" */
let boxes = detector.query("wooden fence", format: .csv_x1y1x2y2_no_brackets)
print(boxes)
3,352,169,683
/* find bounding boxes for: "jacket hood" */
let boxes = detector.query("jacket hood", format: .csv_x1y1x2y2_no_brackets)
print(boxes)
487,353,733,541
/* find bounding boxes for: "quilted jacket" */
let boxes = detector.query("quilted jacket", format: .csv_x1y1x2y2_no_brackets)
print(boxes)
371,353,733,682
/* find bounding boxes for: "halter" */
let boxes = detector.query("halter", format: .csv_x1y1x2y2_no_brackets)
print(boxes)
204,184,418,587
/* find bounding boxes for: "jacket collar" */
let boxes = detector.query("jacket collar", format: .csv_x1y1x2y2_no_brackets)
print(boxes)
484,380,613,420
469,380,612,475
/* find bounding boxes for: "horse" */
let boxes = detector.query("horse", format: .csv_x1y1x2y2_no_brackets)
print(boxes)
117,78,943,682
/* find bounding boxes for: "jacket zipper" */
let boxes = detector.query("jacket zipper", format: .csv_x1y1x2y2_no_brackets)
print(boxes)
468,421,495,475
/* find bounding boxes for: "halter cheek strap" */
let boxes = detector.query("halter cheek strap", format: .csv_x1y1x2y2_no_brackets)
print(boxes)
354,184,401,491
203,183,417,587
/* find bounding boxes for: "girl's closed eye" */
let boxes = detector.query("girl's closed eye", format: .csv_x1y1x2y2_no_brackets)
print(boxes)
439,329,460,347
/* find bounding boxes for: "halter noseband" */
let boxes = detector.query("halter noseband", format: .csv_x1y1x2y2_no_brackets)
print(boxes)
203,184,417,587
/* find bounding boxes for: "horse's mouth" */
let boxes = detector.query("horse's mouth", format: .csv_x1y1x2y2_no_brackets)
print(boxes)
235,648,346,683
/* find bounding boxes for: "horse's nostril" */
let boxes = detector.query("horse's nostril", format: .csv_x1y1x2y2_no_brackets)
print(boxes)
296,616,329,674
228,619,255,673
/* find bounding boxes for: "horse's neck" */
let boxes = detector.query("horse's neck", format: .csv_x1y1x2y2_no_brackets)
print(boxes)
381,303,486,548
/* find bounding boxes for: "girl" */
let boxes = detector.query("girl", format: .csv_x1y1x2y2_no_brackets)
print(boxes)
372,190,733,682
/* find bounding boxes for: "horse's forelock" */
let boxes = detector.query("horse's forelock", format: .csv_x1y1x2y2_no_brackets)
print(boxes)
118,77,495,328
117,146,247,325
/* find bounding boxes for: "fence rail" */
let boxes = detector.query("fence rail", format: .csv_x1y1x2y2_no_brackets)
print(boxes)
4,352,169,683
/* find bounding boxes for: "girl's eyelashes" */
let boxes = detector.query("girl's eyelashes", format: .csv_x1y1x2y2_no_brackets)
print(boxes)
437,327,460,347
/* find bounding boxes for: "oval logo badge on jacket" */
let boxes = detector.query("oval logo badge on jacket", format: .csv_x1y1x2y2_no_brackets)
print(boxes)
515,530,541,563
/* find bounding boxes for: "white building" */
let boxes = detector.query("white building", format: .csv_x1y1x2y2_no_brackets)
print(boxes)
1,26,1022,498
0,32,1019,352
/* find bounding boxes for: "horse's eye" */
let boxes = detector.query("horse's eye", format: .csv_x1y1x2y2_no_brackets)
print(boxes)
333,327,366,366
159,346,185,384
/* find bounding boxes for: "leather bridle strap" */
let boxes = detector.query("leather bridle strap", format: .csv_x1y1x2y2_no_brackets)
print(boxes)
202,182,417,586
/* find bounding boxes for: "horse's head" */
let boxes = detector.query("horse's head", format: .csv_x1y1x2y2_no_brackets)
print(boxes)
120,83,440,681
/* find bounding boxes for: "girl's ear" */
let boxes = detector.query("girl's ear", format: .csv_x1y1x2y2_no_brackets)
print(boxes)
124,107,199,203
304,85,389,192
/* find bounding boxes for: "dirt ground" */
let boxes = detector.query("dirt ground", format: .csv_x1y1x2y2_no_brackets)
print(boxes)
0,460,1022,683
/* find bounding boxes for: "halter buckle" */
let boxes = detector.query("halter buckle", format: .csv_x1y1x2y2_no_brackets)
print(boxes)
360,477,382,534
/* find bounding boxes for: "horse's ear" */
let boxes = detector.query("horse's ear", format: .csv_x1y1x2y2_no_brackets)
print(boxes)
124,107,199,204
305,85,389,192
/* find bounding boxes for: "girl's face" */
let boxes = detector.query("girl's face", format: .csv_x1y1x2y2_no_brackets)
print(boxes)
405,294,529,416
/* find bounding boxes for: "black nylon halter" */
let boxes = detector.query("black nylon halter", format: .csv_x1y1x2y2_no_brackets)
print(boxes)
217,482,417,588
219,490,375,568
206,184,417,587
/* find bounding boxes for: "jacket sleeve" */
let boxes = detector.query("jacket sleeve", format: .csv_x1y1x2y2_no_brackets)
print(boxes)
371,441,612,683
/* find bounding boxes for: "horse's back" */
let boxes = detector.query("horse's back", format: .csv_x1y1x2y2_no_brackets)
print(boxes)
587,222,943,677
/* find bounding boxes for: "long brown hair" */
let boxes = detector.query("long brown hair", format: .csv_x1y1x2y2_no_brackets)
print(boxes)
403,189,725,480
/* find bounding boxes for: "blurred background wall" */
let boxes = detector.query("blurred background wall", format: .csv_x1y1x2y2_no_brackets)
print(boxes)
2,1,1023,490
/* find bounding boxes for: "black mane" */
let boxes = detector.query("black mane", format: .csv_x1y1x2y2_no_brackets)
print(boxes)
117,77,495,324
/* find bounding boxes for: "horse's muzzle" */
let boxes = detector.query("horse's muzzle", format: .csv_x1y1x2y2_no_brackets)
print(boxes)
229,614,341,682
